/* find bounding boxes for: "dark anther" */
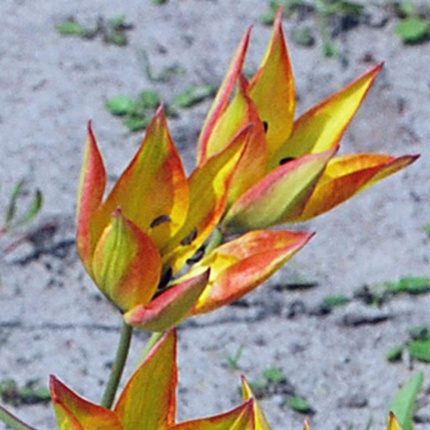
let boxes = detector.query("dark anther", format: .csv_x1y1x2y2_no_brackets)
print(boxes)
158,267,173,290
262,121,269,133
150,215,172,228
180,227,198,246
186,246,205,265
279,156,296,165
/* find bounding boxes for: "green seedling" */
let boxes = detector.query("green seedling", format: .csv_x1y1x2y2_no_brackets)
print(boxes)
263,367,286,384
323,295,350,309
151,0,169,4
1,180,43,235
226,345,244,370
393,0,430,44
385,276,430,295
106,90,166,132
57,15,133,46
386,345,404,362
424,224,430,236
408,325,430,341
408,340,430,362
389,372,424,430
174,84,217,108
285,395,313,414
0,379,51,406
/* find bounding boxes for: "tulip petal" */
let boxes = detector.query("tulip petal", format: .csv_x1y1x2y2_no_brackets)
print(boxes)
387,413,403,430
92,209,161,311
183,230,313,315
169,400,255,430
163,130,248,272
197,29,251,164
124,270,209,331
97,108,189,250
242,377,271,430
50,376,123,430
249,9,295,161
77,123,107,273
303,420,312,430
272,63,383,168
114,330,177,430
298,153,419,221
223,148,337,233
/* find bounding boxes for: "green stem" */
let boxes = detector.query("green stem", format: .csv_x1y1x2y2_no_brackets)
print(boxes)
0,405,38,430
139,332,165,365
101,322,133,409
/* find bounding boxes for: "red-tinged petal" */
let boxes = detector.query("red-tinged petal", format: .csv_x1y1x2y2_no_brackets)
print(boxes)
76,123,107,273
197,29,252,164
114,330,177,430
303,420,312,430
169,400,255,430
124,270,209,331
241,377,271,430
387,413,403,430
297,154,419,221
203,76,268,204
223,148,337,233
50,375,123,430
97,108,189,250
186,230,313,315
249,9,295,161
92,209,161,311
163,130,248,273
272,64,383,168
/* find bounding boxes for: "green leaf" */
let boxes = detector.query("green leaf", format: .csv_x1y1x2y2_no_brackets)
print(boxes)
409,326,430,341
424,224,430,236
408,340,430,362
124,116,151,132
386,277,430,295
5,180,25,225
286,395,312,414
386,345,404,362
104,31,128,46
151,0,168,4
139,90,161,109
263,368,286,384
175,84,217,108
17,189,43,228
323,295,350,309
389,372,424,430
395,18,430,44
56,20,87,37
106,96,136,116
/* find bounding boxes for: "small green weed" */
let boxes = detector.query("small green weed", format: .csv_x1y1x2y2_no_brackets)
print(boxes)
0,379,51,406
393,0,430,44
226,345,244,370
56,15,133,46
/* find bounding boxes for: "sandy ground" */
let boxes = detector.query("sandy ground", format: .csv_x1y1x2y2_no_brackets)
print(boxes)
0,1,429,429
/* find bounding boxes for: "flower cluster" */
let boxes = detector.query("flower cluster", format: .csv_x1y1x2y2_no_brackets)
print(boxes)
6,9,416,430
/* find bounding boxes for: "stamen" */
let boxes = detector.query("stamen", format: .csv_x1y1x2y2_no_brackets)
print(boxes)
150,215,172,228
180,228,198,246
279,156,295,165
262,121,269,133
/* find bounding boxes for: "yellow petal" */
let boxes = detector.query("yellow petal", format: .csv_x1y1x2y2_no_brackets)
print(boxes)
242,377,271,430
169,400,255,430
271,63,383,169
124,270,209,331
249,9,296,161
387,412,403,430
197,28,251,164
298,153,419,221
50,376,123,430
92,209,161,311
76,123,107,273
114,330,177,430
223,148,337,233
185,230,313,315
163,130,247,272
97,108,189,250
204,76,268,204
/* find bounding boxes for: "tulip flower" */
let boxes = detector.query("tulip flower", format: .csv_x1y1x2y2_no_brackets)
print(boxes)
76,108,246,330
196,10,418,234
77,107,312,330
51,329,270,430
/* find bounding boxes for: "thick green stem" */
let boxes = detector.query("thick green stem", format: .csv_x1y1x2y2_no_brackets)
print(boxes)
101,322,133,409
0,405,38,430
139,332,164,365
